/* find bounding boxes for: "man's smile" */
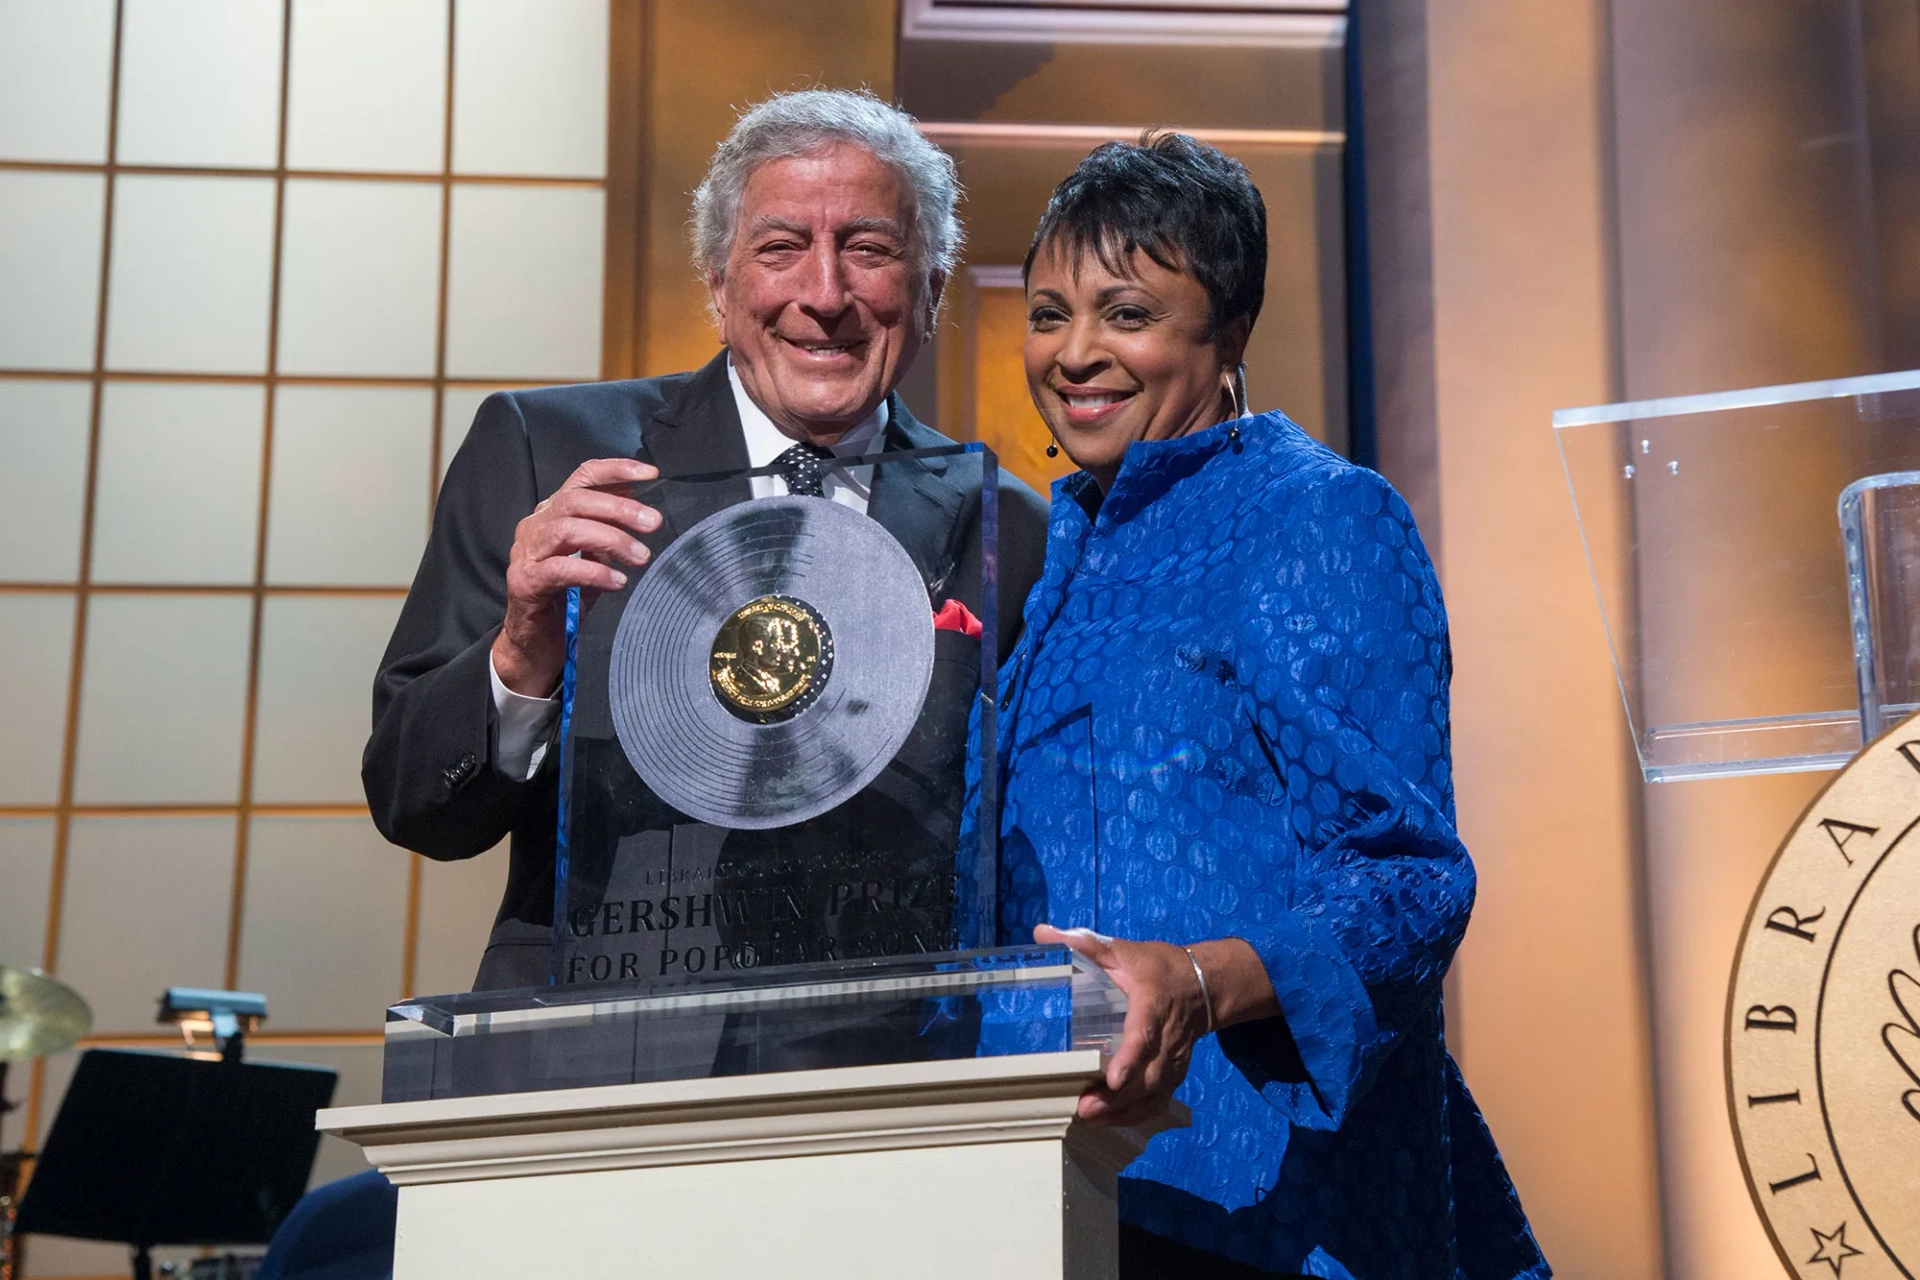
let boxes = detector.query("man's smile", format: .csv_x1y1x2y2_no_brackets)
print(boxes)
779,335,869,361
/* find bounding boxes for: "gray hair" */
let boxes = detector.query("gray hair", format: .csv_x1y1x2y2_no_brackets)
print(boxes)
691,89,963,288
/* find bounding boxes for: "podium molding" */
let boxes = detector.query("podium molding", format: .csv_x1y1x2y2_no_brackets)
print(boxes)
319,1049,1181,1279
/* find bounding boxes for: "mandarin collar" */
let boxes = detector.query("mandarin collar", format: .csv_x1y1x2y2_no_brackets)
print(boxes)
1059,413,1263,528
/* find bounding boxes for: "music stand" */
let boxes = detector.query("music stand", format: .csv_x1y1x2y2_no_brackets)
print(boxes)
16,1050,336,1280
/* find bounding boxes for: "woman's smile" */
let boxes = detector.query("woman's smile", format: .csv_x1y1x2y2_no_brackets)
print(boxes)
1051,382,1139,425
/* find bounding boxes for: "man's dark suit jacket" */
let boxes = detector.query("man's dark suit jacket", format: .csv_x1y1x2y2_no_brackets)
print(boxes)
363,352,1050,991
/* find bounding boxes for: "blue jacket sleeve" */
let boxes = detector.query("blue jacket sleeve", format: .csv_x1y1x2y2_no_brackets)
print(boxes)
1215,461,1475,1131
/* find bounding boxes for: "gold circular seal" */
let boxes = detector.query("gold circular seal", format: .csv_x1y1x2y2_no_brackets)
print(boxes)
1728,714,1920,1279
707,594,833,723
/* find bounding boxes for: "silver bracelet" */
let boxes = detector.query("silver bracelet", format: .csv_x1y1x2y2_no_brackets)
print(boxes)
1182,945,1215,1036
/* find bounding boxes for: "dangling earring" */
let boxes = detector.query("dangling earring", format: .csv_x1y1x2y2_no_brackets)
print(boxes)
1228,362,1248,452
1045,439,1059,458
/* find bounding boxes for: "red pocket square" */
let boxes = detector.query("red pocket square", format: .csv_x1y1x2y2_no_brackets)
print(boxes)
932,598,983,639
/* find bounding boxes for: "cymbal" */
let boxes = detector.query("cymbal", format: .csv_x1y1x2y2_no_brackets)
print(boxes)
0,966,91,1061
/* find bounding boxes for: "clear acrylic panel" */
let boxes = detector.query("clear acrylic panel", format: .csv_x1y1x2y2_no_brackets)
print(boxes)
1556,369,1920,781
554,447,1001,988
1840,472,1920,741
382,945,1123,1102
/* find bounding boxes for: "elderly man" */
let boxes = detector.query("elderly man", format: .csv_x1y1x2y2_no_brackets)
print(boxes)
364,89,1048,991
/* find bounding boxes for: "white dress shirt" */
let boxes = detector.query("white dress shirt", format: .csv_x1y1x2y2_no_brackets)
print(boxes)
488,363,889,780
730,360,887,512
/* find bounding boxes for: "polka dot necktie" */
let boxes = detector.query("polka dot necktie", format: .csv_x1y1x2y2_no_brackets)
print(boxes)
774,441,835,498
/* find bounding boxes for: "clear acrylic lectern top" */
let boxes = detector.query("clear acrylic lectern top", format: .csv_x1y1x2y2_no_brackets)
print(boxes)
1556,369,1920,781
382,945,1126,1103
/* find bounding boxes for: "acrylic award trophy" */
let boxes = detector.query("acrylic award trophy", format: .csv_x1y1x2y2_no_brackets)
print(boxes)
555,443,1003,985
381,443,1127,1104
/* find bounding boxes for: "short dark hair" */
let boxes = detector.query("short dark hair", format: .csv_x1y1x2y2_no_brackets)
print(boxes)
1023,131,1267,338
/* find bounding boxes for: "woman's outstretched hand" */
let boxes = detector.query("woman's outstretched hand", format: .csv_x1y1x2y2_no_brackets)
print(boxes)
1034,923,1212,1127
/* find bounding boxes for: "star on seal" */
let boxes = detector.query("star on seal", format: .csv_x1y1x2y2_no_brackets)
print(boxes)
1808,1223,1864,1278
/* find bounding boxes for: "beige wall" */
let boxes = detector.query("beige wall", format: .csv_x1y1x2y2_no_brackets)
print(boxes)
1611,5,1890,1278
1368,2,1920,1277
1369,3,1666,1275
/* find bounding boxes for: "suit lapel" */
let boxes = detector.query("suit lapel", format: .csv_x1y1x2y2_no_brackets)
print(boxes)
868,395,969,600
639,350,753,538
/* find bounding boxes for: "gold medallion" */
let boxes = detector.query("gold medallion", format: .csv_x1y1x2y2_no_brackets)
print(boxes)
1728,713,1920,1278
708,594,833,723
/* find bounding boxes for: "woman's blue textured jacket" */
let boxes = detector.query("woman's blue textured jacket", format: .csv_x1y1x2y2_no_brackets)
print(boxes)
987,412,1549,1279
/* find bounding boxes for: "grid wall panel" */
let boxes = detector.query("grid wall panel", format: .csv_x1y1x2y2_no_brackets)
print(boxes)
438,384,498,482
276,179,444,376
0,0,116,163
251,594,408,803
71,593,254,804
104,174,277,374
452,0,609,178
285,0,449,174
8,6,613,1249
90,381,266,584
238,816,409,1030
266,386,435,586
0,171,107,370
445,184,606,379
114,0,284,168
0,818,57,977
0,378,92,581
0,594,77,805
55,816,237,1032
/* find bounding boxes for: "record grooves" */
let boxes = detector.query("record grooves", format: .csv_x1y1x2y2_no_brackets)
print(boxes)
608,496,935,829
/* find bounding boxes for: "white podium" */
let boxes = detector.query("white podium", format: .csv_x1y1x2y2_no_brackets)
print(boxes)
319,1047,1180,1280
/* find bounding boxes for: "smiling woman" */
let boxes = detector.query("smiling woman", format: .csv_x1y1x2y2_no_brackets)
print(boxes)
987,135,1550,1279
1022,134,1260,489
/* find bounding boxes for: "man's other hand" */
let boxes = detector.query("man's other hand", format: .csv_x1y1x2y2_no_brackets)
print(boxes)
492,457,660,696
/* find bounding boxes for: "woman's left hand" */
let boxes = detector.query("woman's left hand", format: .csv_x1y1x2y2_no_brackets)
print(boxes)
1035,923,1211,1127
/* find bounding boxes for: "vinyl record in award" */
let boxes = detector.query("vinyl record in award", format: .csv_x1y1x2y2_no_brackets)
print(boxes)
608,495,936,829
